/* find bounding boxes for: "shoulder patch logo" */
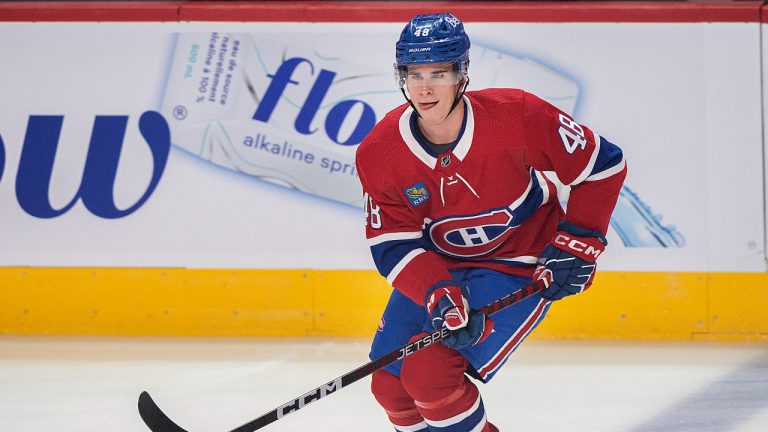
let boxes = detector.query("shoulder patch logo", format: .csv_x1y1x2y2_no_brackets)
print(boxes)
404,182,430,207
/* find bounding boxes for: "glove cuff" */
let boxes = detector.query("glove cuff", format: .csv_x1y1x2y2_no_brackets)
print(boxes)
557,221,608,245
551,222,606,262
424,280,461,312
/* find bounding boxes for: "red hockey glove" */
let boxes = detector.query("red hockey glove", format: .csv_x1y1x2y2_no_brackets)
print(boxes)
424,282,494,349
534,221,607,301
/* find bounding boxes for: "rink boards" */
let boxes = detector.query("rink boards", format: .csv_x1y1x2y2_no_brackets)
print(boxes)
1,268,766,341
1,1,767,341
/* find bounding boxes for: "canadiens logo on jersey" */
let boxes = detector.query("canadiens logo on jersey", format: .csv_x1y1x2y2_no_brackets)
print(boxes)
428,209,517,258
404,182,430,207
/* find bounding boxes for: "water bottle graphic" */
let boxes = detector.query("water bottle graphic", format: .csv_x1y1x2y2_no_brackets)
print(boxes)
160,33,581,207
470,43,580,114
160,32,395,206
555,181,684,248
160,32,683,247
611,186,685,247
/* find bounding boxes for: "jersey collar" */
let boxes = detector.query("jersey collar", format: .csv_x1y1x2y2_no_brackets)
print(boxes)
398,94,475,169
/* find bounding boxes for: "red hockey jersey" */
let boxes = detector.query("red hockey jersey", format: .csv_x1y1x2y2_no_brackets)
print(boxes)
356,89,626,305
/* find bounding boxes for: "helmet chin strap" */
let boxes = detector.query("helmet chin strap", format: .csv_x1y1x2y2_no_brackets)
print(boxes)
400,77,470,121
400,87,421,118
446,77,470,120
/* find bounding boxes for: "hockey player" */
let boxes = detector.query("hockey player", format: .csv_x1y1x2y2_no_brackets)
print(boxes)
356,13,626,431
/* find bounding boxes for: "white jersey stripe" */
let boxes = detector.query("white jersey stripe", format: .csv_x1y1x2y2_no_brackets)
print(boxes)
394,421,429,432
424,392,482,428
570,130,601,186
368,231,423,246
386,248,426,285
478,298,548,379
533,169,550,206
469,413,489,432
585,156,626,182
491,255,538,264
508,173,534,211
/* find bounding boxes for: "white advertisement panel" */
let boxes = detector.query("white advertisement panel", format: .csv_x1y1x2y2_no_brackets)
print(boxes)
764,20,768,272
0,21,763,271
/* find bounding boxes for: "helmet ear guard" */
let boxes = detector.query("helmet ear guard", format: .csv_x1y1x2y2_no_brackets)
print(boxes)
394,63,407,89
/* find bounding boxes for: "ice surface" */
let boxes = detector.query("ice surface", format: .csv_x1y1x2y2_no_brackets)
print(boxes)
0,337,766,431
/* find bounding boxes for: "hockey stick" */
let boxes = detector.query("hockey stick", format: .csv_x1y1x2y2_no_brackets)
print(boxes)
138,280,545,432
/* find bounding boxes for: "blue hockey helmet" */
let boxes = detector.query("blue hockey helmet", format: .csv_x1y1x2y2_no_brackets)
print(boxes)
395,13,470,83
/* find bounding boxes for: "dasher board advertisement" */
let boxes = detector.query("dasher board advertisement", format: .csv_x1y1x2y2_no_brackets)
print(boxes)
0,21,763,271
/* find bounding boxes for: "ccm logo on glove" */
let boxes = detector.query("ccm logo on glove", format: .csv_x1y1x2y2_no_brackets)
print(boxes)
534,222,607,301
552,233,604,261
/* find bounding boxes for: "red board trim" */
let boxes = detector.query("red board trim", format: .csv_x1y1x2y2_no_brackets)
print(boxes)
0,1,763,23
0,2,180,22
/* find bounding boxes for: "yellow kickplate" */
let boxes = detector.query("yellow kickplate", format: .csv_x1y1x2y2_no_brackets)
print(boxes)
1,268,765,341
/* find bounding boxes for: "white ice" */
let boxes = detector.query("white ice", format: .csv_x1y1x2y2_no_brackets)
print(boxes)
1,337,766,431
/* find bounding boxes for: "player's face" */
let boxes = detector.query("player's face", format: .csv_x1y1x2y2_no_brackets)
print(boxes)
405,63,463,125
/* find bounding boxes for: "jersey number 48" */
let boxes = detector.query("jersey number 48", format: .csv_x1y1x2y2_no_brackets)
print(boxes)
557,113,587,154
363,192,382,229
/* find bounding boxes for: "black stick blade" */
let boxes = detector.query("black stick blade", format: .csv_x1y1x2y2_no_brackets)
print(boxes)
138,391,191,432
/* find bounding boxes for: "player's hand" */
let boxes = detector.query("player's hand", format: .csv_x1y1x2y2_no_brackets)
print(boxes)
534,221,607,301
425,282,494,349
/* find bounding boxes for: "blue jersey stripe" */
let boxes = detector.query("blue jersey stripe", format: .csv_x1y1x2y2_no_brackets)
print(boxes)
426,398,486,431
370,238,425,278
508,169,545,226
589,136,623,177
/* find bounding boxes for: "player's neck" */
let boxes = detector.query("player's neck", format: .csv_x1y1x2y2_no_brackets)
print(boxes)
417,99,465,145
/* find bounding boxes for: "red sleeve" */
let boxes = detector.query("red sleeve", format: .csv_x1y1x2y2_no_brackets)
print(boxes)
355,134,453,305
522,92,627,234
